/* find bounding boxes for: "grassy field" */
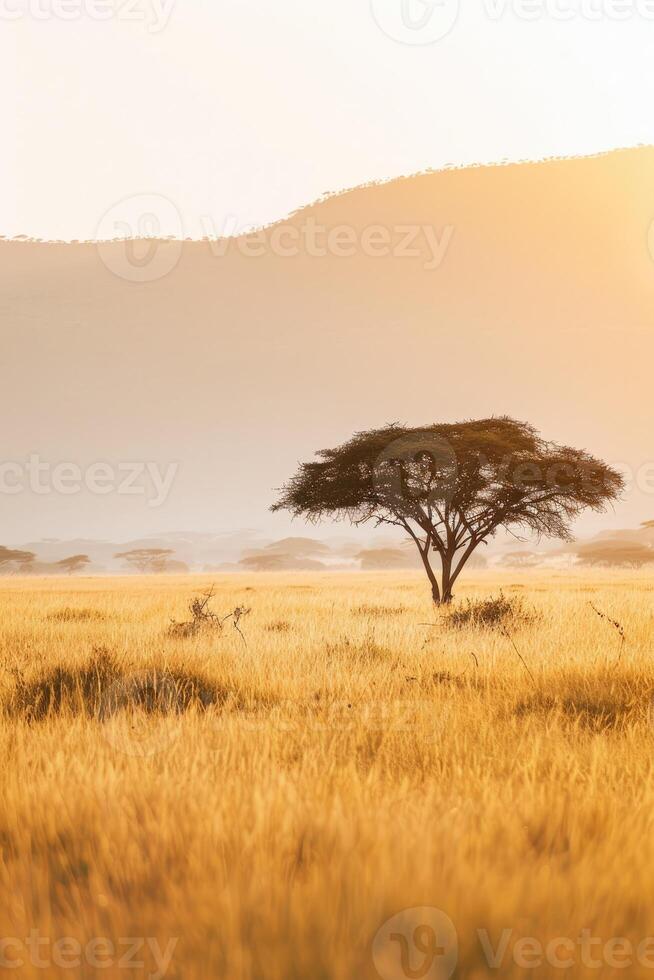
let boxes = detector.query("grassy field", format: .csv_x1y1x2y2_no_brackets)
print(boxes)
1,570,654,979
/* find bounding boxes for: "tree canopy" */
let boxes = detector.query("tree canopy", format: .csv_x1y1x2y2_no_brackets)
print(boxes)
272,417,624,602
0,547,35,573
114,548,175,574
56,554,91,575
575,540,654,569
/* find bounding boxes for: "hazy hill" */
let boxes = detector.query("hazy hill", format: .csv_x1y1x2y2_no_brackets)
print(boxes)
2,148,653,541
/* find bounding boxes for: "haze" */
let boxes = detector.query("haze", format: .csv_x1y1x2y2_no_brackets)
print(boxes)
1,148,652,542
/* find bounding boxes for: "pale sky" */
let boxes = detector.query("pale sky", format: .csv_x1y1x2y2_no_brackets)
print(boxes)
2,0,654,240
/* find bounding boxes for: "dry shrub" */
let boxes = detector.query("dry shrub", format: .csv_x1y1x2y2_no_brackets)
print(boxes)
353,605,404,617
46,608,106,623
444,592,537,631
325,636,389,662
266,621,291,633
6,648,121,720
431,670,467,687
5,648,232,722
515,694,630,732
512,668,650,732
169,586,250,642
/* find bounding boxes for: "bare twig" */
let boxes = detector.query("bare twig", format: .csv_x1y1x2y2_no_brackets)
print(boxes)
500,625,536,687
221,606,250,648
169,587,250,643
589,602,626,664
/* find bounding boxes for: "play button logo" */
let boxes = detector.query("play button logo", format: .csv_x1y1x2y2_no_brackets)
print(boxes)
371,0,460,44
372,907,458,980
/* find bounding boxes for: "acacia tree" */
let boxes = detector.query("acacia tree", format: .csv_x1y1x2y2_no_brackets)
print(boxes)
0,546,35,574
272,417,623,604
575,540,654,569
115,548,175,574
56,554,91,575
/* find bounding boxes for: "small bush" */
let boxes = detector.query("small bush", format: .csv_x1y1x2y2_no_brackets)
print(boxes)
444,592,537,630
5,648,232,722
169,587,250,642
513,693,633,732
265,621,291,633
7,648,122,720
46,608,106,623
353,605,404,617
98,667,231,719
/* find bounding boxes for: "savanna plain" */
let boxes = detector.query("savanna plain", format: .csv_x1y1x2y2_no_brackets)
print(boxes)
1,570,654,979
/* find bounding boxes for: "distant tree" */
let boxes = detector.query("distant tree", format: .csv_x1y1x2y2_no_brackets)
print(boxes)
499,550,542,569
0,546,36,574
575,540,654,569
161,560,190,574
56,554,91,575
272,417,623,604
263,537,330,557
115,548,175,574
239,553,325,572
464,552,488,570
356,547,417,571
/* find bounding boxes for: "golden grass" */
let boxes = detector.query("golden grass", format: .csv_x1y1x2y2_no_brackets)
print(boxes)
1,570,654,978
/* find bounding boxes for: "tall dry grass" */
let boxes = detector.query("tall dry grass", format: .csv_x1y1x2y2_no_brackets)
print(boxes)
1,570,654,978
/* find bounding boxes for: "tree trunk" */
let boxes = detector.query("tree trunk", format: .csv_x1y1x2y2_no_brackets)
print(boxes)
406,529,480,606
440,555,454,604
405,530,462,605
415,540,441,604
